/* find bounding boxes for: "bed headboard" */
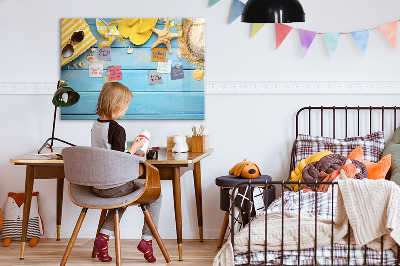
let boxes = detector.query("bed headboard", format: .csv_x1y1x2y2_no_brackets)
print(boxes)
290,106,400,179
295,106,400,138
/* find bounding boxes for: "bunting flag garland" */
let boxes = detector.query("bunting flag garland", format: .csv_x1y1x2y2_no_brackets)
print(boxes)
251,23,266,38
323,33,341,58
351,29,370,55
207,2,400,57
209,0,221,7
275,23,292,49
96,18,125,47
229,0,245,24
378,21,398,50
298,29,317,58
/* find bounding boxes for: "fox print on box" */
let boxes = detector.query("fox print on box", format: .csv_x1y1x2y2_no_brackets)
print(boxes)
1,192,44,247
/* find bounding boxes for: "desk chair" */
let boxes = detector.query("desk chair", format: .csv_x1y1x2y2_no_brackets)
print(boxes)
60,146,171,265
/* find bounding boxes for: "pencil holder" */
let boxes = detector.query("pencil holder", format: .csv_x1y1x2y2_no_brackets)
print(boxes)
191,135,209,153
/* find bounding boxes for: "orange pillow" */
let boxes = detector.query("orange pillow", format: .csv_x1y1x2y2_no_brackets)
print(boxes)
347,146,391,180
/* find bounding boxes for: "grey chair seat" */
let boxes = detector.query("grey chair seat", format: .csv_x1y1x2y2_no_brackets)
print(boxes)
61,146,170,265
69,180,145,208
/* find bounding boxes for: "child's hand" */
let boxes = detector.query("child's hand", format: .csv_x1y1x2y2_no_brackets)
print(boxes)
134,148,149,157
129,137,147,155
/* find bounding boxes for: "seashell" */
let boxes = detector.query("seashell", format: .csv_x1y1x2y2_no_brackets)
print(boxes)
71,62,77,69
177,50,182,59
105,71,110,76
78,62,83,68
86,53,94,62
193,68,204,81
90,47,96,53
127,47,134,54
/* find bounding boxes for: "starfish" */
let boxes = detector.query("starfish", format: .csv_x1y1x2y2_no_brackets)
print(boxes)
151,19,181,54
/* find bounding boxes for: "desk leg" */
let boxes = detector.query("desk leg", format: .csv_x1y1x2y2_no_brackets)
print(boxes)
20,165,34,259
193,161,203,242
56,178,64,241
172,167,183,261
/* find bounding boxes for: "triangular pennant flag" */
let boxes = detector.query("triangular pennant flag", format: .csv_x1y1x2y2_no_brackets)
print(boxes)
351,29,370,55
209,0,220,7
378,21,398,50
275,23,292,49
229,0,245,24
298,29,317,58
323,33,341,58
251,23,266,38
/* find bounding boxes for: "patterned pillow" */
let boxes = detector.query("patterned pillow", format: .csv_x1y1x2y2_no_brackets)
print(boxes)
294,131,385,166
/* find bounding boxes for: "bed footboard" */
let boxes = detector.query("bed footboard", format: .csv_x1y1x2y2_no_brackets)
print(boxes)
230,180,400,266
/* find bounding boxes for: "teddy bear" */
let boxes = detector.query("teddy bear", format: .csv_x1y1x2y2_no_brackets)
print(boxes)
229,159,261,179
172,135,189,153
1,192,43,247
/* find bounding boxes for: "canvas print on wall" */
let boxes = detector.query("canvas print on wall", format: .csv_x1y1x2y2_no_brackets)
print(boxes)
60,18,205,120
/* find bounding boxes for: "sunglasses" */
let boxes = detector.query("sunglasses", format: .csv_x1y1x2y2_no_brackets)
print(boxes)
62,30,85,58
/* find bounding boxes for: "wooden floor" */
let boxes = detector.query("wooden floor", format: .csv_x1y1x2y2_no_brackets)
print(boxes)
0,239,221,265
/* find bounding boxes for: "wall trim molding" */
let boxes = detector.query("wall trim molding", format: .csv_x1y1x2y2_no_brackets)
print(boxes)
206,81,400,94
1,81,400,95
0,83,56,94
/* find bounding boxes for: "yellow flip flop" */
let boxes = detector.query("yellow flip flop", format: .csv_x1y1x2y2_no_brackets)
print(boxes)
129,18,158,45
118,18,138,38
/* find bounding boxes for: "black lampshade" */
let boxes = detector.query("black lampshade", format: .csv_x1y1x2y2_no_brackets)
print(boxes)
241,0,305,23
52,81,80,107
38,80,79,154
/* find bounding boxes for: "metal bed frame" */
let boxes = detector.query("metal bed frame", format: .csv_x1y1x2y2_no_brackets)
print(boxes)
230,106,400,266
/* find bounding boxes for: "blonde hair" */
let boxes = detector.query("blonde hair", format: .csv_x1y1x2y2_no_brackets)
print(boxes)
95,82,133,120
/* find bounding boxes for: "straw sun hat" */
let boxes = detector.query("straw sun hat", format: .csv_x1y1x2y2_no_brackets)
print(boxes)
178,18,205,67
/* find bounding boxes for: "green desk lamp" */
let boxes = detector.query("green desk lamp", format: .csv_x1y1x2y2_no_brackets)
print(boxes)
38,80,80,154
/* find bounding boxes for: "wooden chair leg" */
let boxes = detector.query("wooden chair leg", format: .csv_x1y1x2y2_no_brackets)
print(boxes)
141,205,171,263
91,209,108,258
114,210,121,266
60,208,88,266
217,211,230,248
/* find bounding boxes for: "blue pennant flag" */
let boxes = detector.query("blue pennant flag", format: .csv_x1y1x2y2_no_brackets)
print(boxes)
229,0,245,23
209,0,221,7
323,33,341,58
351,29,370,55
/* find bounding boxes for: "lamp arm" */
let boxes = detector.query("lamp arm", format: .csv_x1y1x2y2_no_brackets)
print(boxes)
50,105,57,148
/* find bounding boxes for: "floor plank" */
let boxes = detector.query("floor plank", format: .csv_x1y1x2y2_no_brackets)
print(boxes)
0,239,221,265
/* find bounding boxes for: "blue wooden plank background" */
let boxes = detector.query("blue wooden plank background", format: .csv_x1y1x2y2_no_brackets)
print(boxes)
61,18,205,120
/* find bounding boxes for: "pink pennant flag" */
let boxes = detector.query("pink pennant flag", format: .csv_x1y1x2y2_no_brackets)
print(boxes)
275,23,293,49
378,21,398,50
298,29,317,58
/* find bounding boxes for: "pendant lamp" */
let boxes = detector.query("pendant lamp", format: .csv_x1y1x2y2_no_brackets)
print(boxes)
241,0,305,23
38,80,80,154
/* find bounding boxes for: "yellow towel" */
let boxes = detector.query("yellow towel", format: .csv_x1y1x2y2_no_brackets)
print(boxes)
61,18,97,66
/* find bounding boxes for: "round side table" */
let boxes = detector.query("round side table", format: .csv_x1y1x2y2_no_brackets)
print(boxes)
215,175,275,248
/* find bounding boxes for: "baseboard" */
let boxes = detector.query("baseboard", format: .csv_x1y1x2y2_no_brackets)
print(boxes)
1,81,400,94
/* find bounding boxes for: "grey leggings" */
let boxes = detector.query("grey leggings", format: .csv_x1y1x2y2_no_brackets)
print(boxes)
92,180,162,240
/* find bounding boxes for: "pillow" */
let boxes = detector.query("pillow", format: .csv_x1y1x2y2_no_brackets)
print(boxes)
348,146,391,180
289,150,333,191
295,131,385,166
382,126,400,184
302,154,368,190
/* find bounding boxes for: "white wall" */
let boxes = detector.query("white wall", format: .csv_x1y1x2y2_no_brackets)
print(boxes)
1,0,400,240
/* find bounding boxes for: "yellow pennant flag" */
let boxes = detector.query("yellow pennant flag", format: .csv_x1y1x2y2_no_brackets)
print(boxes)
251,23,266,38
